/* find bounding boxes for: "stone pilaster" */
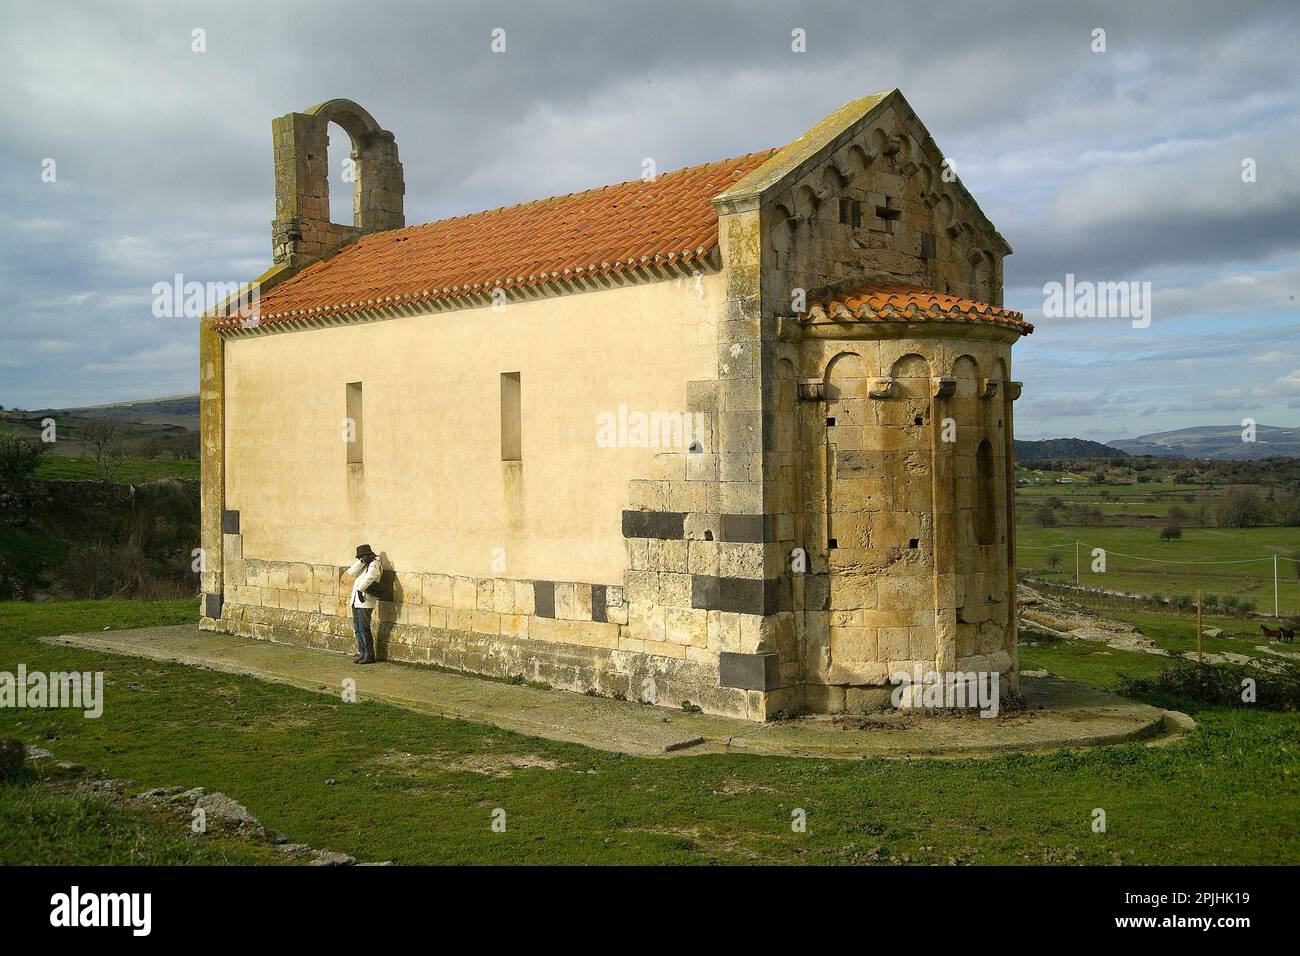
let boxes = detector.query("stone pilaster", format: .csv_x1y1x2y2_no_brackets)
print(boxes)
198,317,225,624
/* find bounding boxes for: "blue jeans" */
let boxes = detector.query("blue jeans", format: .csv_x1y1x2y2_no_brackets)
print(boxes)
352,605,375,659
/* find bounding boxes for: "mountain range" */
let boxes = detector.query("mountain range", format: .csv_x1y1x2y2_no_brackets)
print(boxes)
1107,424,1300,461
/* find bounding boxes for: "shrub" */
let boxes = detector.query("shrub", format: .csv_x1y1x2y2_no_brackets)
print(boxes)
54,539,194,601
1160,524,1182,541
0,432,43,491
1118,661,1299,712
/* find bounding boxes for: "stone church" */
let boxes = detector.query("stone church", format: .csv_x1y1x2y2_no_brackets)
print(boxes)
199,89,1032,720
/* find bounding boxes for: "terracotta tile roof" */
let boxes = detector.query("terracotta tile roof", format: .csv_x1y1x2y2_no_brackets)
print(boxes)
221,149,779,330
802,282,1033,334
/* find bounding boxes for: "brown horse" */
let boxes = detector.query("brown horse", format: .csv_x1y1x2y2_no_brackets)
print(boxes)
1262,625,1282,640
1281,627,1296,644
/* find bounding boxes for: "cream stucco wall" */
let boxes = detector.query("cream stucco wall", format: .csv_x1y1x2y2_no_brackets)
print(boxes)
224,272,724,584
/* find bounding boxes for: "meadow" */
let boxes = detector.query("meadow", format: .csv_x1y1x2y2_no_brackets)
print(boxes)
2,598,1297,865
1016,462,1300,614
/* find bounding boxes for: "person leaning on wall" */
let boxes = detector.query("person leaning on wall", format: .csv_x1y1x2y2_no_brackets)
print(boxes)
345,544,382,664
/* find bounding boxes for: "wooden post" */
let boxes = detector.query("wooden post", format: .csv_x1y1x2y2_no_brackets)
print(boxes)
1196,588,1203,665
1274,554,1279,618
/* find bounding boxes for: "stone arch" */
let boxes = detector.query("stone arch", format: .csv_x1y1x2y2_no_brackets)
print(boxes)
304,98,383,141
917,163,934,195
769,202,797,267
271,98,405,266
795,183,820,219
951,353,981,379
973,250,996,303
842,143,873,178
889,351,932,380
895,134,913,166
951,355,981,409
869,127,893,156
823,351,864,401
936,193,956,236
820,164,848,193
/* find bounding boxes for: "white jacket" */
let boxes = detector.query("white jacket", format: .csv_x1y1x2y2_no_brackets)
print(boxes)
346,558,383,609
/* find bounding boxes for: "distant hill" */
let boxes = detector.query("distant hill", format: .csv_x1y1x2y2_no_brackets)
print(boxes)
1108,424,1300,461
1014,438,1128,461
32,394,199,431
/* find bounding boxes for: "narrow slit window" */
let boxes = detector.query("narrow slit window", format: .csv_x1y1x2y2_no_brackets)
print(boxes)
500,372,521,461
345,382,363,464
976,438,996,545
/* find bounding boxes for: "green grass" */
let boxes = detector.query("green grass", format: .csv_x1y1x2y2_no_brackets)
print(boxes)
32,456,199,483
1022,586,1298,662
1018,525,1300,613
2,598,1298,865
0,775,286,865
1018,480,1209,496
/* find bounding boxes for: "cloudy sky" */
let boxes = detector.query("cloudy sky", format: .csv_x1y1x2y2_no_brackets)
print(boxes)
1,0,1296,440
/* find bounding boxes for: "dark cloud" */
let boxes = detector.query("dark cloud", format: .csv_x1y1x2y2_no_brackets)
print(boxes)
1,0,1297,435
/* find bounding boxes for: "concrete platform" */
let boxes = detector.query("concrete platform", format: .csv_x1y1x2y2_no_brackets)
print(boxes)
43,626,1193,759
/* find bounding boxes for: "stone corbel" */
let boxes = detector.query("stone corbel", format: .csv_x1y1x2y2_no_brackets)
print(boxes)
775,315,802,342
868,377,896,399
798,378,826,401
932,376,956,398
978,378,998,399
1006,381,1023,401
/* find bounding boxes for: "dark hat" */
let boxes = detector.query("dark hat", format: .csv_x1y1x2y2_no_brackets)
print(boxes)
355,543,377,559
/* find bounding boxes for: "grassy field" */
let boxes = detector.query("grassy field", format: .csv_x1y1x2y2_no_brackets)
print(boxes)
1040,589,1299,662
2,598,1298,865
1,776,287,865
1018,525,1300,613
0,412,196,463
32,456,198,483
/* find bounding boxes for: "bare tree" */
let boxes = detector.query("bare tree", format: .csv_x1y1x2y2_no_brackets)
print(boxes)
1217,487,1263,528
80,419,129,483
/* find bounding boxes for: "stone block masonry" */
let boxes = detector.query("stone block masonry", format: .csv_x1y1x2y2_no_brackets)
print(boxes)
202,89,1030,723
205,546,772,720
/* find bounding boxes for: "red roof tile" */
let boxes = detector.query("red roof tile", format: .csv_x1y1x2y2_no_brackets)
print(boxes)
222,150,779,330
803,282,1032,335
